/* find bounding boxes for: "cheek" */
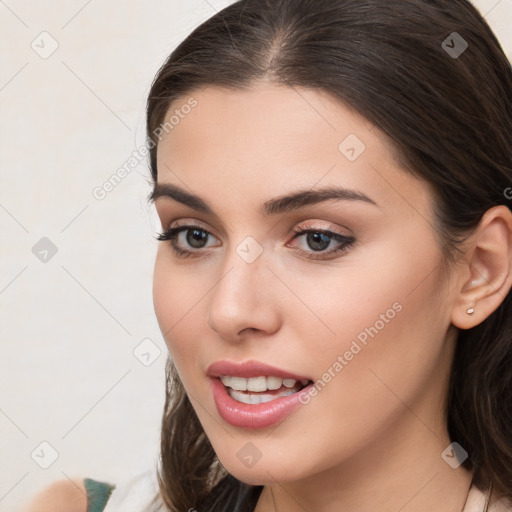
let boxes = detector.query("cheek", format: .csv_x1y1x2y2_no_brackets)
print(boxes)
152,253,220,390
356,270,448,405
281,230,447,394
152,255,201,361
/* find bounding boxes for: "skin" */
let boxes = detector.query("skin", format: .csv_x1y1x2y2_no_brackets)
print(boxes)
23,479,87,512
152,83,512,512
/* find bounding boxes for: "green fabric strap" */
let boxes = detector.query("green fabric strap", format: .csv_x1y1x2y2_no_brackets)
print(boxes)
84,478,116,512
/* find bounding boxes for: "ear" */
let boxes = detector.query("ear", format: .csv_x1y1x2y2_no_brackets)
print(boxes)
451,205,512,330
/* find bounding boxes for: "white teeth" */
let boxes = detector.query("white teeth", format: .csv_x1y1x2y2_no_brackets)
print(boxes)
230,376,247,391
229,387,296,405
219,375,308,392
283,378,297,388
247,376,267,392
266,376,283,390
219,375,232,388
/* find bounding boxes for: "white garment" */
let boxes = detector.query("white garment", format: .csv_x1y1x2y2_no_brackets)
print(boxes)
462,483,510,512
103,469,162,512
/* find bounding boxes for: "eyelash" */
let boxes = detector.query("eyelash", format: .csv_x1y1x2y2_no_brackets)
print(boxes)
155,223,356,260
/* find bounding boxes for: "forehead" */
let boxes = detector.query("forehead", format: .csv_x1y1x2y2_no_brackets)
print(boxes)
158,83,383,159
155,83,432,216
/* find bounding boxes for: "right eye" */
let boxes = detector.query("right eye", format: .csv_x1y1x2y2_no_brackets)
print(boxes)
155,225,221,257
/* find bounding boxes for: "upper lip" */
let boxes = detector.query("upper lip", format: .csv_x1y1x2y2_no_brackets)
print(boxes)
207,359,312,381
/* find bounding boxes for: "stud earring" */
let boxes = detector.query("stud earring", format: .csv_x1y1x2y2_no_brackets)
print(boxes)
466,307,475,316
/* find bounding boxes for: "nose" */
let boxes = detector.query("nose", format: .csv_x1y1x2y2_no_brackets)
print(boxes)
206,247,281,342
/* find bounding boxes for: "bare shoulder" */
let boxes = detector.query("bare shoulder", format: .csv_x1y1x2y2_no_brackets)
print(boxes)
23,479,88,512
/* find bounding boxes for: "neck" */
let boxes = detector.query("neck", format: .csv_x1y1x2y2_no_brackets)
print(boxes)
254,415,473,512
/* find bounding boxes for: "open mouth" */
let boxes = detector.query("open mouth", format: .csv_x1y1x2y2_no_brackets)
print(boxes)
219,375,313,405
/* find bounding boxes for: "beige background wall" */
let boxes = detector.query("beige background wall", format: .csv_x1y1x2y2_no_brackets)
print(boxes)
0,0,510,510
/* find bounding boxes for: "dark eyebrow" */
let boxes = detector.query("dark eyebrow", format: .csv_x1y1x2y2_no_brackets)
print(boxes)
148,183,378,215
264,187,378,214
149,183,213,214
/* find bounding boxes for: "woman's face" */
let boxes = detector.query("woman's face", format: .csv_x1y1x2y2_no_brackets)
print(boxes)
152,83,461,485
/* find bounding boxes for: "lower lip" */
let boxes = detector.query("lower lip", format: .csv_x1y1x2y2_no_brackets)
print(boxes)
210,377,312,429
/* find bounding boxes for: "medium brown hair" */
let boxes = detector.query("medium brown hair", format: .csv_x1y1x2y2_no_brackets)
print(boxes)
145,1,512,510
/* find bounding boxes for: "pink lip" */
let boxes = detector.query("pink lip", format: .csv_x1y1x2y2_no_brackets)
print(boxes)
206,359,311,380
207,360,313,429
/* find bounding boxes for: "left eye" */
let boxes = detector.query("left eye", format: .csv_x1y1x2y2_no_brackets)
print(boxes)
289,228,356,257
299,231,334,251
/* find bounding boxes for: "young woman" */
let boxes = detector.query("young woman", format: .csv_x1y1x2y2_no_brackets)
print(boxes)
26,0,512,511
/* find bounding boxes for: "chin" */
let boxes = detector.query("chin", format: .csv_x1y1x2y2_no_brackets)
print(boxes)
213,446,310,486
